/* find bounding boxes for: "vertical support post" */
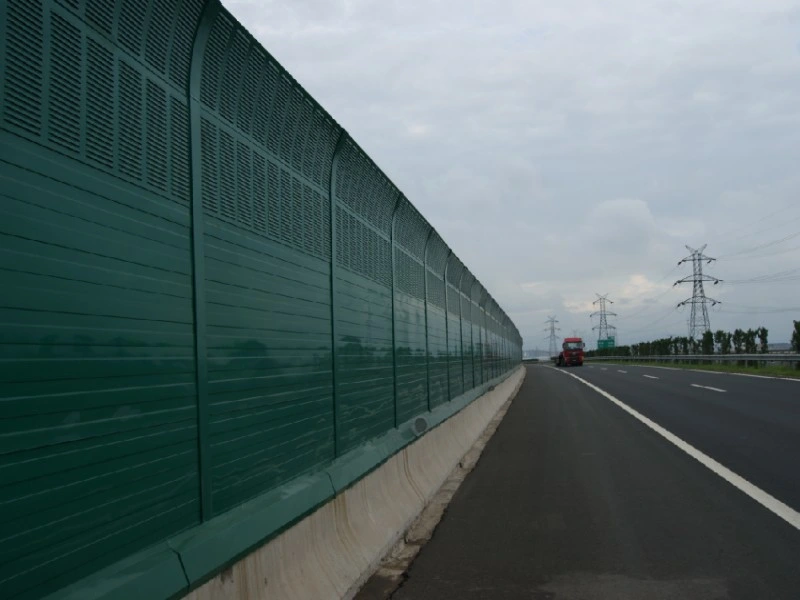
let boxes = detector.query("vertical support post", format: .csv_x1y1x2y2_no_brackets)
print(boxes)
188,0,221,521
458,270,465,393
422,229,434,411
470,281,477,388
329,130,347,457
443,250,452,401
390,195,403,427
480,297,486,382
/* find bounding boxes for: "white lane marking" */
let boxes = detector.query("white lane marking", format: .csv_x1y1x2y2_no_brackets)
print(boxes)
591,363,800,382
643,374,659,380
600,368,608,371
728,372,800,383
618,370,628,374
691,384,727,393
557,368,800,531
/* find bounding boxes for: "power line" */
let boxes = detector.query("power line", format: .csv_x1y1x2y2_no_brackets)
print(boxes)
619,306,681,337
711,209,800,248
720,242,800,261
615,286,678,321
718,229,800,259
591,293,617,344
722,267,800,285
720,307,800,314
674,244,721,339
720,302,800,311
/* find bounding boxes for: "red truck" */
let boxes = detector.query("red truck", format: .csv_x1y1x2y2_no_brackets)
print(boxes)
556,337,585,367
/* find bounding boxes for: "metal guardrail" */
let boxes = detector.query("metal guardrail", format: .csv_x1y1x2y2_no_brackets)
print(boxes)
585,354,799,367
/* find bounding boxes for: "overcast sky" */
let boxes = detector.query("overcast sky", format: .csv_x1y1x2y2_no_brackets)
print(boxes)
224,0,800,349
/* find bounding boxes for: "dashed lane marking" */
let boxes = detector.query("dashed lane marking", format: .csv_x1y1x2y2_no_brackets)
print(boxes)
691,384,727,393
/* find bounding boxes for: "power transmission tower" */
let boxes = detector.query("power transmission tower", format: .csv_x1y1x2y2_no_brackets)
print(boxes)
544,316,560,358
591,294,617,344
674,244,721,339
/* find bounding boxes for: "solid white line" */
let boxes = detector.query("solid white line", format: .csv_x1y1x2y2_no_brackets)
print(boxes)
691,384,727,393
618,370,628,374
643,374,659,380
728,372,800,383
557,369,800,531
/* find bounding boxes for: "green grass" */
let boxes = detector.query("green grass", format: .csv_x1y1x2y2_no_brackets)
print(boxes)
587,359,800,379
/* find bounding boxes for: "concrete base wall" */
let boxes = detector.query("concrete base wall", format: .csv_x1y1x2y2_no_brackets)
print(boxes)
184,366,525,600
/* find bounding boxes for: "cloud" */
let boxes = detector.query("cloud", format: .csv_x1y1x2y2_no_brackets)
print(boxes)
224,0,800,346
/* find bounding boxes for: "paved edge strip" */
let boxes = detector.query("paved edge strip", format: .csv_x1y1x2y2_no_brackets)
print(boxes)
553,367,800,531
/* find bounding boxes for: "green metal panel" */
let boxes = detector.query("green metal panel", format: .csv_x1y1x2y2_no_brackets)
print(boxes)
485,300,494,379
445,254,465,399
195,9,339,513
460,271,475,391
424,233,449,409
392,198,429,423
0,1,523,598
478,304,484,380
0,1,205,598
332,139,396,454
470,282,483,386
490,301,500,378
478,290,490,383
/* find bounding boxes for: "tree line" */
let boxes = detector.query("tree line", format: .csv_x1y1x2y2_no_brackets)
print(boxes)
586,322,800,358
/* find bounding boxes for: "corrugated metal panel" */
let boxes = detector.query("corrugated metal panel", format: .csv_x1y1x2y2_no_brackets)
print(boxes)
393,198,428,422
425,233,449,408
445,254,465,399
470,283,483,386
333,140,396,454
197,13,338,514
0,1,204,598
460,271,475,392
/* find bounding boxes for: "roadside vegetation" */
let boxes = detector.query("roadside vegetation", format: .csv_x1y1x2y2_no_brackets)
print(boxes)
583,320,800,378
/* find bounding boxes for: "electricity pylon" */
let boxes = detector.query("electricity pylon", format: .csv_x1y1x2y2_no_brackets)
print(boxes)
544,316,560,358
674,244,721,339
591,294,617,343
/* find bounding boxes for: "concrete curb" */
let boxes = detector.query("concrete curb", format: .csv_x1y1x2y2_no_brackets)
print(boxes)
183,366,526,600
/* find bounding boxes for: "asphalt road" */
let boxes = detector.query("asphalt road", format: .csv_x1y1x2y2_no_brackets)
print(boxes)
393,364,800,600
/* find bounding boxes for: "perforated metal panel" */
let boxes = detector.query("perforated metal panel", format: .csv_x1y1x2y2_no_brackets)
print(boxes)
445,255,466,398
424,233,449,408
196,11,339,512
392,198,429,422
332,139,397,452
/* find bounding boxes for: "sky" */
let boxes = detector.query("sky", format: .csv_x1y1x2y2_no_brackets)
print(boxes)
223,0,800,349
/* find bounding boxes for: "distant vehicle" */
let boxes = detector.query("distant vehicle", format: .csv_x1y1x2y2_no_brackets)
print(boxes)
557,337,585,367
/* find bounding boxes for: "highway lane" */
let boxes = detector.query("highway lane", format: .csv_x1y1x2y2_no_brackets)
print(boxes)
579,363,800,512
393,364,800,600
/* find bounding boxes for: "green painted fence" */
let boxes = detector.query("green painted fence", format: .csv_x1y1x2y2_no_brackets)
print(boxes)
0,1,523,599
